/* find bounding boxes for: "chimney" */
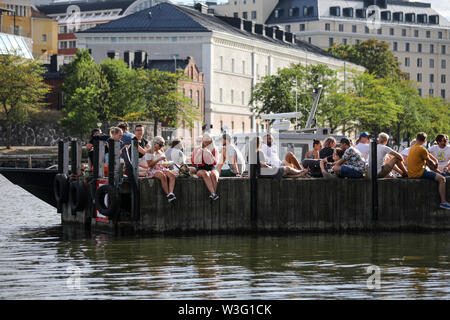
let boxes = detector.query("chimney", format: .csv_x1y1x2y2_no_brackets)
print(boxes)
194,3,208,14
243,20,254,33
254,24,265,36
217,16,244,30
285,32,295,43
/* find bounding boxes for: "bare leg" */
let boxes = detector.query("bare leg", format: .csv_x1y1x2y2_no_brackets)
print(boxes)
435,174,447,203
154,171,169,195
166,171,176,194
285,152,302,170
283,166,309,177
197,170,215,195
210,170,219,193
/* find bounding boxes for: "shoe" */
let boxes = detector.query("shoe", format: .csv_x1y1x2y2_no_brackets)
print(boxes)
167,193,176,203
439,202,450,210
209,193,219,201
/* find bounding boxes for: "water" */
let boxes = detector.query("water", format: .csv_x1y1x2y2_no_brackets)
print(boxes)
0,175,449,300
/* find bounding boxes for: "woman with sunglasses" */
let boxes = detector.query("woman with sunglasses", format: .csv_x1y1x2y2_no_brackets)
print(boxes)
145,136,177,203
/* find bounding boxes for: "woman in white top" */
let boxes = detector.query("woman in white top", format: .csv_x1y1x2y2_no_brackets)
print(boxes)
145,136,177,203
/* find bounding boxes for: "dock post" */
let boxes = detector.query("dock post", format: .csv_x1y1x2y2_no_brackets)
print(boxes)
70,139,82,176
249,137,258,231
58,140,69,174
108,140,120,187
130,140,140,221
93,140,105,180
371,137,378,222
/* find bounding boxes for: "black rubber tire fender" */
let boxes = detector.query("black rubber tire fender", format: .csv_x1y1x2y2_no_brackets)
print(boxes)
54,173,69,205
94,184,119,217
69,180,88,212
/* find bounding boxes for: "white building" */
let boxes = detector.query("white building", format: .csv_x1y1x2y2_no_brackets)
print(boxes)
76,2,363,137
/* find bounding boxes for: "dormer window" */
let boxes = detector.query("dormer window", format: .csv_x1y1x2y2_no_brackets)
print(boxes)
303,6,314,17
381,11,391,21
288,7,299,17
405,13,415,23
393,12,403,22
274,9,280,18
330,6,340,17
417,14,427,24
343,8,353,18
355,9,366,19
429,15,439,25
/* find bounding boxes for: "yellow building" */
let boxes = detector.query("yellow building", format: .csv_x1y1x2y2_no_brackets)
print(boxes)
0,0,57,60
31,8,58,60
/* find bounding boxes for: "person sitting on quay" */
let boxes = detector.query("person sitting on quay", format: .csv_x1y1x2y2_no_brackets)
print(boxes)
105,127,124,164
319,137,336,163
428,134,450,176
319,147,345,179
192,133,220,201
130,124,150,177
331,137,367,179
401,139,416,164
254,136,310,179
304,139,322,160
86,127,101,172
261,134,302,170
407,132,450,210
376,132,408,178
166,139,195,177
145,136,177,203
355,132,371,162
117,122,135,149
217,133,246,177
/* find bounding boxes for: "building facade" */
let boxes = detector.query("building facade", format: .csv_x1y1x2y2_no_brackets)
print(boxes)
261,0,450,100
76,2,362,139
209,0,278,25
38,0,164,63
31,7,58,61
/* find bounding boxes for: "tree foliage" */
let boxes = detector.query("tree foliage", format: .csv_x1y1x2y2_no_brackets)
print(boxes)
0,54,49,148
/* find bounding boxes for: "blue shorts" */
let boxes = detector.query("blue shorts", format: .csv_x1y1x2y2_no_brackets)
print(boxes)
339,165,364,179
420,170,437,181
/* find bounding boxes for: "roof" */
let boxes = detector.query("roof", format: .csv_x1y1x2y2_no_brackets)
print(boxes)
31,8,53,20
147,58,190,73
79,2,341,59
38,0,137,15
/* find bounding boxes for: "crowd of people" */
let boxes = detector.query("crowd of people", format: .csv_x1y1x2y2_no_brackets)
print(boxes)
87,122,450,210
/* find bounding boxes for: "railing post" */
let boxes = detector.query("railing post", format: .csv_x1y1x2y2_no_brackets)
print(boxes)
130,140,140,221
108,140,120,187
249,136,258,231
58,140,69,174
371,137,378,222
93,140,105,180
70,139,82,176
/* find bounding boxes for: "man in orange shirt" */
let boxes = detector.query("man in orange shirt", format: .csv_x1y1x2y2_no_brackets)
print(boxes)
407,132,450,210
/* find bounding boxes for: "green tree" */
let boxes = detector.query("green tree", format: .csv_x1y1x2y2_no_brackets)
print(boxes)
137,68,200,136
0,54,49,149
328,39,406,79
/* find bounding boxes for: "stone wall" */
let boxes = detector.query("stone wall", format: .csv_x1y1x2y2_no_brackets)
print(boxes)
0,121,66,146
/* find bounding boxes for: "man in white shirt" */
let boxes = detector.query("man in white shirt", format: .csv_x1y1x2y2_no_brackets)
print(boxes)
428,134,450,175
377,133,408,178
260,134,302,170
355,132,371,162
400,139,416,163
217,134,246,177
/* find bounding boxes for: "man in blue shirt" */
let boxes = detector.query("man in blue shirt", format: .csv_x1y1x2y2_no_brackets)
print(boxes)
118,122,135,147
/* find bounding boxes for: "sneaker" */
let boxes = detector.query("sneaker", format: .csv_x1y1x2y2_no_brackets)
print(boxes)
439,202,450,210
209,193,219,201
167,193,176,203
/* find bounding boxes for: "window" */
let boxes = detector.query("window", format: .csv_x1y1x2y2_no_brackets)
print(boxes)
417,58,422,68
251,11,256,20
303,6,314,17
438,31,443,39
231,90,234,104
393,42,398,51
329,37,334,46
429,74,434,83
242,122,245,133
441,75,446,84
355,39,360,45
417,73,422,82
377,28,382,35
220,56,223,70
430,44,434,53
429,88,434,96
300,24,305,31
418,43,422,53
232,59,235,73
233,12,238,18
285,25,291,32
390,28,394,36
325,23,330,31
393,12,403,22
405,43,410,52
441,89,446,99
441,45,446,55
330,6,340,17
42,34,47,42
352,25,357,33
414,30,419,37
242,61,245,74
343,7,353,17
243,12,248,20
220,88,223,102
343,38,347,45
365,26,369,34
404,57,410,67
430,59,434,68
339,24,344,32
441,60,446,69
418,89,422,97
274,9,280,18
402,29,406,37
426,31,431,38
241,91,245,105
356,9,366,18
308,37,312,44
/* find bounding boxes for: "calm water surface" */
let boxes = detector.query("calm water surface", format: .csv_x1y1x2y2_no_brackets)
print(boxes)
0,174,449,299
